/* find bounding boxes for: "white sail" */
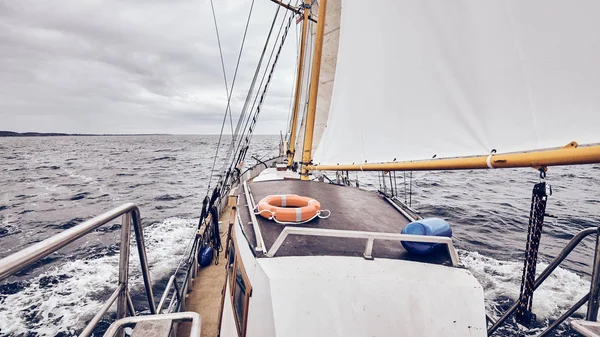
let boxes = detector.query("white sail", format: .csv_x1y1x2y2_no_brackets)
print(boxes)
293,0,342,164
313,0,600,166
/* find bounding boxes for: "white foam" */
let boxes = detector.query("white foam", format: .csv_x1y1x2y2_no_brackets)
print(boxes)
2,226,590,336
0,217,197,336
459,250,590,321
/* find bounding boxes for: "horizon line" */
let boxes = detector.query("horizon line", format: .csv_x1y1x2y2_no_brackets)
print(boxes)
0,130,283,137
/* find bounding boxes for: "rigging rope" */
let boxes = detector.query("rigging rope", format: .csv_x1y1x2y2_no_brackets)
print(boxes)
213,5,285,198
409,171,413,207
243,12,295,148
191,2,295,270
175,0,301,307
403,172,407,204
516,180,551,327
231,7,294,168
220,5,284,173
285,15,301,142
216,5,295,198
206,0,256,193
224,0,257,146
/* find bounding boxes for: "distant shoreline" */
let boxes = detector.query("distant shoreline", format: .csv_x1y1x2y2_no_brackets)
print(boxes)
0,131,278,137
0,131,168,137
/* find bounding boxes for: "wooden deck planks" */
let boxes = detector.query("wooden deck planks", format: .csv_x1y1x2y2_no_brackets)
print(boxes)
177,206,232,337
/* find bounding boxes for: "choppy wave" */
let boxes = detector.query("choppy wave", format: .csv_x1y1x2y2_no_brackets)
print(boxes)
0,135,598,337
461,250,589,336
461,250,589,318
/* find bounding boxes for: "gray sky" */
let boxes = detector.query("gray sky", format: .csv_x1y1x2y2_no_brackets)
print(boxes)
0,0,299,134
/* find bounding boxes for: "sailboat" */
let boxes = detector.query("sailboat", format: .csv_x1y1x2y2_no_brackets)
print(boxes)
2,0,600,336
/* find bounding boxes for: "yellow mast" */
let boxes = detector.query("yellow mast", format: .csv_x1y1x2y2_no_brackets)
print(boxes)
300,0,327,180
287,0,311,168
306,142,600,172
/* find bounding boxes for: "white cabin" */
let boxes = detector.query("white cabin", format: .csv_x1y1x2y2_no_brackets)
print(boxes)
218,170,487,337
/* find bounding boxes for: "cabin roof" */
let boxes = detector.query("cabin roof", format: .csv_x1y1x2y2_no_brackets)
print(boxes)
237,179,452,265
257,255,486,337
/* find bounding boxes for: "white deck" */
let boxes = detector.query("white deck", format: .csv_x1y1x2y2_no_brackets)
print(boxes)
252,168,300,182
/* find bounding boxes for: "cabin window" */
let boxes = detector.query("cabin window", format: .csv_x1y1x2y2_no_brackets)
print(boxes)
233,265,247,333
228,241,236,290
228,234,252,336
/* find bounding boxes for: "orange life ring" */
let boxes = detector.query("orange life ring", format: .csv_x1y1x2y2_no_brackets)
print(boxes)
256,195,321,223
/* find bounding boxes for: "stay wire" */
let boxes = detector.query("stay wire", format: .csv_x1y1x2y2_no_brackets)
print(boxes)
233,5,294,165
228,5,289,171
242,7,293,149
232,4,285,142
206,0,255,193
285,2,301,141
224,0,256,148
189,0,255,274
220,4,283,175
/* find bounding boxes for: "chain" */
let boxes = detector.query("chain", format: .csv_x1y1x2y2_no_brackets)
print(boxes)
516,181,550,327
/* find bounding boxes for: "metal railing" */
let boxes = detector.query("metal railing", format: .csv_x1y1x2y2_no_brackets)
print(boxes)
157,274,183,313
243,181,267,254
0,203,156,337
488,226,600,336
265,226,460,266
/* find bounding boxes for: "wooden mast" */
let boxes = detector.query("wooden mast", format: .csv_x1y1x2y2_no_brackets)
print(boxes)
306,142,600,172
287,0,311,168
300,0,327,180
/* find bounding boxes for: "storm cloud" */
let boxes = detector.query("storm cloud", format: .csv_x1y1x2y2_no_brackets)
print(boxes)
0,0,299,134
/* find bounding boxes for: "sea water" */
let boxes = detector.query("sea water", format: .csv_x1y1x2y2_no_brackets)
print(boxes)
1,135,599,336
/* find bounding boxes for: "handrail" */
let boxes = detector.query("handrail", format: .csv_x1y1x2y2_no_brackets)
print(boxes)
0,203,157,336
265,226,460,266
157,275,177,313
156,273,184,314
243,181,267,253
383,196,417,222
80,284,124,337
0,203,134,278
488,227,599,335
